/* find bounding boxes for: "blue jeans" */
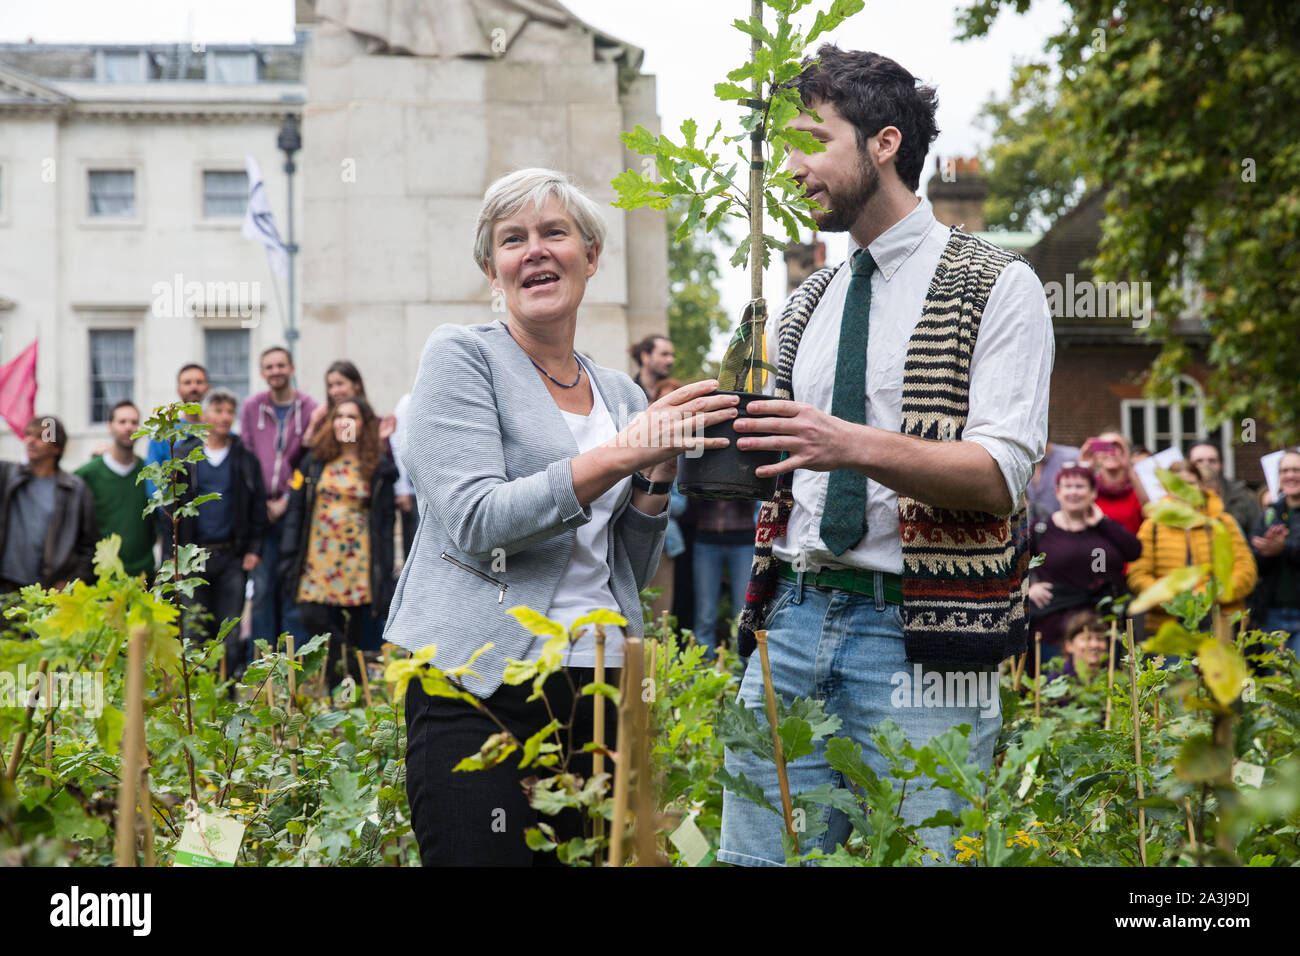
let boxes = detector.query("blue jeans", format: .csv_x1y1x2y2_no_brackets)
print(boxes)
1260,606,1300,658
719,576,1002,867
249,518,307,665
692,540,753,657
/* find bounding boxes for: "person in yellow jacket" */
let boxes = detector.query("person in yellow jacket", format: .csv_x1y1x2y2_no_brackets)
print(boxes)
1127,463,1258,634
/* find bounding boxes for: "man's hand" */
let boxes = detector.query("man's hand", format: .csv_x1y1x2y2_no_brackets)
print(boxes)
267,495,289,523
242,553,261,572
396,494,413,514
733,400,855,478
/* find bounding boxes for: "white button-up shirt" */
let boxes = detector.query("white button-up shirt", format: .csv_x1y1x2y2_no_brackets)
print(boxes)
763,196,1054,575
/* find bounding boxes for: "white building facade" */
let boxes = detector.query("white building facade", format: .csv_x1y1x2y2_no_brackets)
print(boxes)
0,0,668,467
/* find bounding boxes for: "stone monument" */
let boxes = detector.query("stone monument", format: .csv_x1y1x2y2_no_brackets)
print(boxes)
299,0,668,411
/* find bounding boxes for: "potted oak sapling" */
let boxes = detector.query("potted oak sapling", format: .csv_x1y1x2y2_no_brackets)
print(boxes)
613,0,864,500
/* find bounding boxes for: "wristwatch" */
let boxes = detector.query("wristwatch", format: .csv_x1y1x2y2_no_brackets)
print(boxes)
631,471,674,495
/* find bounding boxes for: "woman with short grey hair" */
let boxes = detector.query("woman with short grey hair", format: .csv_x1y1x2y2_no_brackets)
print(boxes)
386,167,738,866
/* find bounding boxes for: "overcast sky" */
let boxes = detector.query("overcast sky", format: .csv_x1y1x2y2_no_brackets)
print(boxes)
0,0,1068,346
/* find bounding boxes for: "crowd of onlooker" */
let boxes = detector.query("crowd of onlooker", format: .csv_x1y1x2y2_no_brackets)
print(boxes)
0,345,417,690
1,333,1296,685
1027,430,1300,672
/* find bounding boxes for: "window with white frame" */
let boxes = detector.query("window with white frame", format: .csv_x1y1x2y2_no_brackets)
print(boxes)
208,51,259,83
1121,374,1233,475
88,169,136,218
89,330,134,423
99,50,149,82
203,170,248,218
205,328,250,400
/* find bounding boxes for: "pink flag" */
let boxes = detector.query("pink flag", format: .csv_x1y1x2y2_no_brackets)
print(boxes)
0,340,37,438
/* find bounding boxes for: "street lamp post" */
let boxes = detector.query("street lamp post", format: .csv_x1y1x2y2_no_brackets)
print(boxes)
277,113,301,361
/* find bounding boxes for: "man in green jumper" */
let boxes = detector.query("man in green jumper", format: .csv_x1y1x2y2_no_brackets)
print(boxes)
75,400,157,581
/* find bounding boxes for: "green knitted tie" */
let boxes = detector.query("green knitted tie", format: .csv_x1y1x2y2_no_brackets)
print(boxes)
819,248,876,556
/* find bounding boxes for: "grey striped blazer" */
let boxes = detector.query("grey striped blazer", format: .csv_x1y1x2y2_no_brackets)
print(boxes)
382,319,669,698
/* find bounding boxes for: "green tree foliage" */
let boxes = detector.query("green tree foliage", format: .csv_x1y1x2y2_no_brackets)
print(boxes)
977,61,1090,232
960,1,1300,443
667,198,732,383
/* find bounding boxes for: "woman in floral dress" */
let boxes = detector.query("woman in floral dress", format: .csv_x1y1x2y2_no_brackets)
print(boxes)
279,397,397,690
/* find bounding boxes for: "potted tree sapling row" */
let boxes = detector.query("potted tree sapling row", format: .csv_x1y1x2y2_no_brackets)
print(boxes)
613,0,864,500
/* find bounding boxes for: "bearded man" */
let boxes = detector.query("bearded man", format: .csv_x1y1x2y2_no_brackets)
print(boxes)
719,47,1055,866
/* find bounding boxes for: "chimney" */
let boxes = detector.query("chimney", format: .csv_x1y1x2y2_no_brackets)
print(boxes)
784,237,827,293
926,156,987,231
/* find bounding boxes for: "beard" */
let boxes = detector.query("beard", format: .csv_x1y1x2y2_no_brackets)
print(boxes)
813,153,880,233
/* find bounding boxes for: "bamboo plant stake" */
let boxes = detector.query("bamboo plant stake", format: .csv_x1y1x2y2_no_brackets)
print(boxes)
287,636,299,778
137,709,156,868
355,649,374,708
5,658,48,782
1033,632,1042,720
744,0,767,391
1124,618,1147,866
592,624,607,861
607,639,636,867
631,639,659,866
1104,619,1118,731
1011,651,1026,692
115,627,147,867
755,629,798,855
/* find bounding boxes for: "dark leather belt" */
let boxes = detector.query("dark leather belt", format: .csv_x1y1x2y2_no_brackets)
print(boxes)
776,560,904,605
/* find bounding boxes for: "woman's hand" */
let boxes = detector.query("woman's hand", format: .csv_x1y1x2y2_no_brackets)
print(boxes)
379,414,397,443
303,403,328,445
1028,580,1054,609
609,379,739,474
1085,502,1105,527
1252,524,1288,558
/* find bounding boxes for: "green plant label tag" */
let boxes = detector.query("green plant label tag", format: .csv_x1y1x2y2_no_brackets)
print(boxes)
668,814,712,867
174,806,245,867
1232,760,1265,789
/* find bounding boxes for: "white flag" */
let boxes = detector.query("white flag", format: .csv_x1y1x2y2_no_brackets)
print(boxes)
242,155,289,278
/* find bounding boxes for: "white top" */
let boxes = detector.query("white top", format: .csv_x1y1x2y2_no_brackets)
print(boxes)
532,369,630,668
390,392,414,497
102,453,137,478
764,196,1054,575
203,443,231,467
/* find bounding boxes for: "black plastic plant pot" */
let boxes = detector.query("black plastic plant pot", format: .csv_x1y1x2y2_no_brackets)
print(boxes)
677,390,780,501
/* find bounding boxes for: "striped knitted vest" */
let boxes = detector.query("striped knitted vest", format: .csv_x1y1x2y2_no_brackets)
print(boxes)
737,226,1032,665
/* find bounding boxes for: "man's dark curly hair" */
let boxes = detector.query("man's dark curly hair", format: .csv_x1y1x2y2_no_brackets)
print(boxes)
792,45,939,193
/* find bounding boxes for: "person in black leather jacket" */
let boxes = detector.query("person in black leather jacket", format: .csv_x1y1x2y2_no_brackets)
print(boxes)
278,397,397,690
0,415,97,595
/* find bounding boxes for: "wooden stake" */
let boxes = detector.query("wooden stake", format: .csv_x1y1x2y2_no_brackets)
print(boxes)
745,0,766,391
355,649,373,708
5,658,49,782
756,629,797,857
1184,796,1197,851
592,624,607,862
1011,652,1026,692
608,643,634,867
137,711,156,868
1104,620,1118,731
1033,632,1042,720
286,636,299,778
631,639,659,867
115,627,146,867
1124,619,1147,866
